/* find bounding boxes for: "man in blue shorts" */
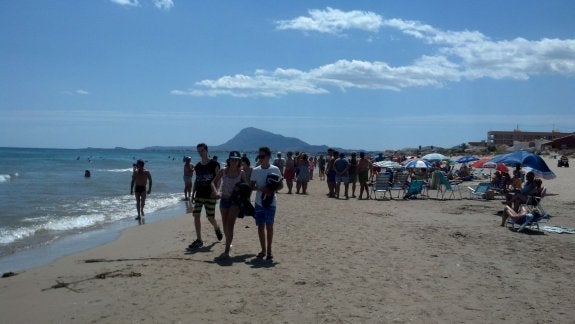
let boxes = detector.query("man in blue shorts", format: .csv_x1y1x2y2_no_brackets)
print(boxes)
250,146,283,260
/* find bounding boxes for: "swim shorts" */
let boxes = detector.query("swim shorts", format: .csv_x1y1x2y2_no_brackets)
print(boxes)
358,171,369,183
219,197,238,209
183,175,193,183
193,197,216,218
327,170,336,182
335,175,349,184
284,168,295,181
135,185,146,194
254,204,276,225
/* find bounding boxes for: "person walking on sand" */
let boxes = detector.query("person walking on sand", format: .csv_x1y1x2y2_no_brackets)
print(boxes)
296,153,310,194
318,154,326,181
187,143,223,250
183,156,194,201
325,149,337,198
211,151,247,258
273,152,286,175
283,151,295,194
130,159,152,221
251,146,283,261
357,152,371,200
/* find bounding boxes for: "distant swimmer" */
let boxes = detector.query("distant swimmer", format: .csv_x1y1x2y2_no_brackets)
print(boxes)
84,170,91,178
130,160,152,222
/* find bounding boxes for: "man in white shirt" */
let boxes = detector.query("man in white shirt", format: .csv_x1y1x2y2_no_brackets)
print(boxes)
250,146,283,261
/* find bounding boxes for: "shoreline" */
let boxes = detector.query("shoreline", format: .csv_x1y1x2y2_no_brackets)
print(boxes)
1,157,574,323
0,201,188,274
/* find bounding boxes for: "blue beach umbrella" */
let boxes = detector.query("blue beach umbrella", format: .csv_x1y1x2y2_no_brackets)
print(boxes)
489,151,556,179
405,159,433,169
454,156,479,164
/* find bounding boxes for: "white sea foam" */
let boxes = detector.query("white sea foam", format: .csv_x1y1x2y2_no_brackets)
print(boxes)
0,174,11,182
97,168,133,173
0,193,181,245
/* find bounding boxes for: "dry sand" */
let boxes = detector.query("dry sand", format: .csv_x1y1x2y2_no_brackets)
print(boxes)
1,157,574,323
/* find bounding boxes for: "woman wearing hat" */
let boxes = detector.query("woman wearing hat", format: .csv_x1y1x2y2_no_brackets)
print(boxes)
211,151,247,259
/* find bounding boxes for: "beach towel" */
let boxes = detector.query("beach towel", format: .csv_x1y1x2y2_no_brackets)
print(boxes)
540,226,575,234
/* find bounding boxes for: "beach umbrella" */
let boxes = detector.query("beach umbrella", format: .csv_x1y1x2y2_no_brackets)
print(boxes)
374,160,403,169
471,157,492,168
421,153,447,161
405,159,433,169
484,161,509,173
488,150,556,179
454,156,479,164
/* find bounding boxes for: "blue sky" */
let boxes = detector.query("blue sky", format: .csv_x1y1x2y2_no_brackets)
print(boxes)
1,0,574,150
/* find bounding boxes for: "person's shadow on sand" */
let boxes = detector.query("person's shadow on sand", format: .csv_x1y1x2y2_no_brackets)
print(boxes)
205,253,255,267
184,242,217,255
245,257,277,269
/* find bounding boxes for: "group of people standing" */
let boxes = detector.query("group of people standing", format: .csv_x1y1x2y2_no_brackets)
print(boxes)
323,149,372,200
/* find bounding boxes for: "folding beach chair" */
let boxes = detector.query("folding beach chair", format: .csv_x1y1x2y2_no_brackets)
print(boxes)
403,180,424,199
436,172,462,200
507,208,549,232
467,182,491,199
389,173,409,199
524,187,547,215
371,173,391,200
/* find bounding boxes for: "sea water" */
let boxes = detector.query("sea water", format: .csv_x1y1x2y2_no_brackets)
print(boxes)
0,147,232,272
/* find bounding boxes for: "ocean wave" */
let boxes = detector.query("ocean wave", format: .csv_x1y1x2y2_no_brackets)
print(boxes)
96,168,133,173
0,193,181,245
0,173,18,182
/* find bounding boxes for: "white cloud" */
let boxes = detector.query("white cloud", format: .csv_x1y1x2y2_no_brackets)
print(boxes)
76,89,90,95
175,8,575,98
110,0,174,10
110,0,139,7
276,7,383,34
152,0,173,10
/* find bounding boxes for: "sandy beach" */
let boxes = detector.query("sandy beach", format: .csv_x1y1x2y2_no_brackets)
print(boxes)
1,157,574,323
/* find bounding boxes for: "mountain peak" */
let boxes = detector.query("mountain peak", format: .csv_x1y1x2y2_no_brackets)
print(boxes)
212,127,329,152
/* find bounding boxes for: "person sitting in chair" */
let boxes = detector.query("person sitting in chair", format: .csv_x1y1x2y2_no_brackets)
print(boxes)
506,171,538,211
501,205,542,232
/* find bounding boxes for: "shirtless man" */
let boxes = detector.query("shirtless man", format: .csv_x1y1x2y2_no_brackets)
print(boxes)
130,159,152,221
357,152,371,200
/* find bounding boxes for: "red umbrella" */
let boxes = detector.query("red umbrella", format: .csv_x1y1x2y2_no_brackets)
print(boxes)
471,157,492,168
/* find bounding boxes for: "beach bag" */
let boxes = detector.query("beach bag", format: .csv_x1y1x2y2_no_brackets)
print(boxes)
484,190,495,200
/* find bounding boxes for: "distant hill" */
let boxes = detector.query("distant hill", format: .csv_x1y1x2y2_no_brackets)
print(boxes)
212,127,330,153
144,127,332,153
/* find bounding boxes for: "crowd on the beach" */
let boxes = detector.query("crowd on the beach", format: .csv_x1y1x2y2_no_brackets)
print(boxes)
128,145,551,260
